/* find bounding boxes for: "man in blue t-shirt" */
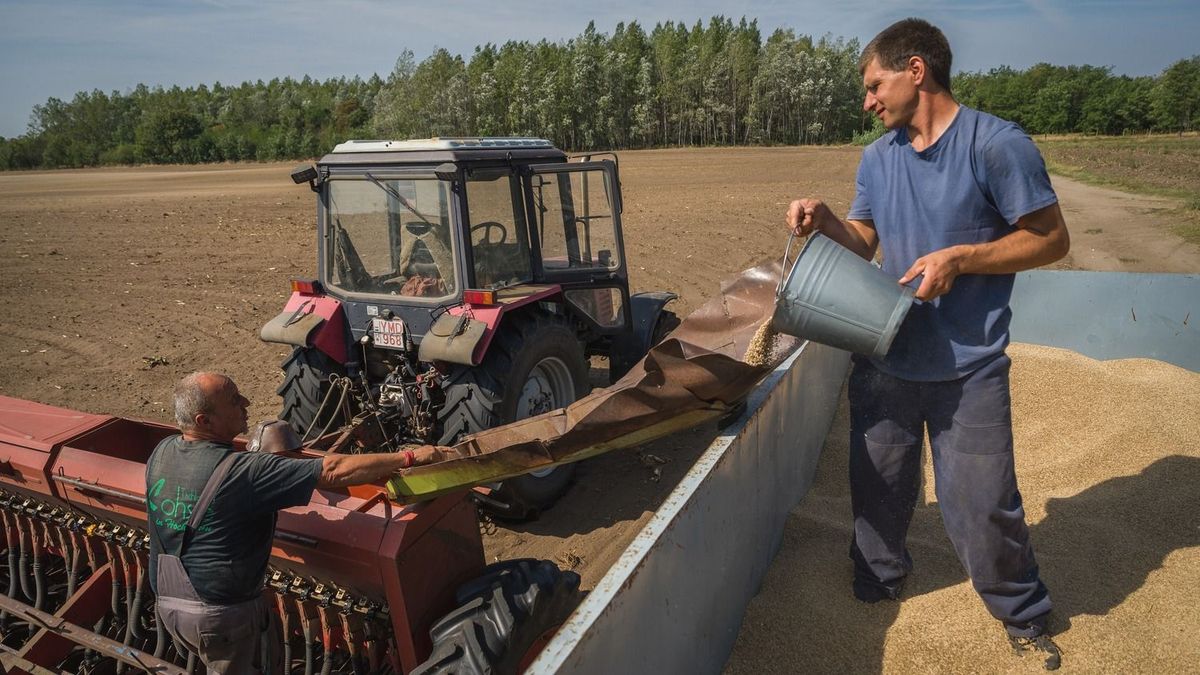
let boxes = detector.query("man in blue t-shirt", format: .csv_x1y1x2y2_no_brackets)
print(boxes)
147,372,453,673
785,18,1070,670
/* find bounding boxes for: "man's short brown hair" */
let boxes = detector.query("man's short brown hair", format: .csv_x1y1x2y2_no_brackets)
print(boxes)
859,18,953,92
173,371,220,429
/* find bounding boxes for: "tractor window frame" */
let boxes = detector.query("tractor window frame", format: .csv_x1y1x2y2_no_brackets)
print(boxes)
462,168,535,290
318,168,464,304
524,161,627,285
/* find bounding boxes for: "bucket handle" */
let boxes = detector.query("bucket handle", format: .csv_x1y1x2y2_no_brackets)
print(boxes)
777,232,801,300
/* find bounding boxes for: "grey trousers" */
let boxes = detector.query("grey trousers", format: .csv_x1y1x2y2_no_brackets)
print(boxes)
156,554,274,674
847,354,1052,636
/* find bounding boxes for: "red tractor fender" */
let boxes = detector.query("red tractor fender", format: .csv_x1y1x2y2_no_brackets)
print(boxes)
440,285,564,366
260,292,348,364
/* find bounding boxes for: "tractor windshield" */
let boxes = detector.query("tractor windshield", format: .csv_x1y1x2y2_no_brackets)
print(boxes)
324,176,457,299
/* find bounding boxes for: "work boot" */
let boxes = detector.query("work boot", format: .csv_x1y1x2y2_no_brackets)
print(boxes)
1008,633,1062,671
852,576,904,603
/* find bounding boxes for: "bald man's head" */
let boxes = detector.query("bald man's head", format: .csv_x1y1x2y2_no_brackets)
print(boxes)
173,372,249,442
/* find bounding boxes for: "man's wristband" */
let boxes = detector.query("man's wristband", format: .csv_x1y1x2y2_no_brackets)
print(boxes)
401,449,416,469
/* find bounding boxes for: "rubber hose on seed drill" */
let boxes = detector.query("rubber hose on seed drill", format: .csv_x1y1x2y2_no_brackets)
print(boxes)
67,544,81,597
319,609,334,675
119,556,136,650
123,555,136,630
32,555,45,610
128,560,147,640
339,614,363,675
31,532,46,611
109,550,123,620
280,610,292,675
1,545,13,623
54,528,74,599
17,527,33,601
302,617,314,675
2,519,17,622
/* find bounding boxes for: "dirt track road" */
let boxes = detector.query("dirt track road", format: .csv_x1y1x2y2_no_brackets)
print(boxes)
1051,179,1197,272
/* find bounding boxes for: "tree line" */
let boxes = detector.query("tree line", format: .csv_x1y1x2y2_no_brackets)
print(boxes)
2,17,1197,170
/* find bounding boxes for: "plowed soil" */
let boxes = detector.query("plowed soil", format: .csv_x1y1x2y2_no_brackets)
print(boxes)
2,148,1198,672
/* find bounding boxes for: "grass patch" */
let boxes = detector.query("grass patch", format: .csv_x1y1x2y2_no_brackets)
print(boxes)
1173,209,1200,246
1036,134,1200,199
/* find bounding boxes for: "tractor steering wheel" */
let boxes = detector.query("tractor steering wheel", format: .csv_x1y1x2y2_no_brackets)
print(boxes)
470,221,508,245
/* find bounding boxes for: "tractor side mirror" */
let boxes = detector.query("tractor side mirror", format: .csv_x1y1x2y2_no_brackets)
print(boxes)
291,165,320,192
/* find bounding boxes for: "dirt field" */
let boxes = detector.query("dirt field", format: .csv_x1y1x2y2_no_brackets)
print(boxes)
1,147,1198,671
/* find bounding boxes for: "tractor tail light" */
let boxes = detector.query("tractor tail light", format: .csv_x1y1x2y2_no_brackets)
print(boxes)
291,279,320,295
462,289,496,306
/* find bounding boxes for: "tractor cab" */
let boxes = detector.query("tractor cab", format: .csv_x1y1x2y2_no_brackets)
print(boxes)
298,138,632,345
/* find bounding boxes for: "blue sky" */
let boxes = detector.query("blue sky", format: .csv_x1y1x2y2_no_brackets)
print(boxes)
1,0,1197,138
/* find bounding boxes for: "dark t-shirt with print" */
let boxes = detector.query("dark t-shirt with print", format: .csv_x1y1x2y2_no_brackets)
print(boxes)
145,435,323,603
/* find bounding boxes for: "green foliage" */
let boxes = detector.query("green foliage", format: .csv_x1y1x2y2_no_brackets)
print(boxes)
1149,56,1200,132
3,74,381,169
953,61,1191,136
852,116,886,145
2,17,1198,170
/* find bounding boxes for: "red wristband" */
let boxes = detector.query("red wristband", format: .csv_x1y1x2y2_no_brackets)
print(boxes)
402,449,416,469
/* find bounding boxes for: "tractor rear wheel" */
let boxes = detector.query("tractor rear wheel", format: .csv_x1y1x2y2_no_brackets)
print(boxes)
277,346,346,440
411,559,583,675
438,312,589,520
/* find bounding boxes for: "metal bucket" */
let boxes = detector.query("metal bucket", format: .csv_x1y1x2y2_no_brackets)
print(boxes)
772,232,915,358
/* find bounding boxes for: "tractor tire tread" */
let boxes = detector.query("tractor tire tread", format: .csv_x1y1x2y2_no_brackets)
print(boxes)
411,559,582,675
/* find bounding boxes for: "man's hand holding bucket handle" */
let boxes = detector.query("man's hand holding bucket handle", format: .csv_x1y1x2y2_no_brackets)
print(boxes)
784,199,879,262
786,198,838,237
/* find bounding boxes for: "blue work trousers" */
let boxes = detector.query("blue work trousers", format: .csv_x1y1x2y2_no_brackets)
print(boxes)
848,353,1051,636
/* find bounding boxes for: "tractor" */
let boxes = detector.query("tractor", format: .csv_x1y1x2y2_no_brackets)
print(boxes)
260,138,679,519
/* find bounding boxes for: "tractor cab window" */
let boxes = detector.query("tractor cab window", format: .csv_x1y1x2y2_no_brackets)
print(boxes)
465,172,532,289
325,176,457,299
530,165,622,274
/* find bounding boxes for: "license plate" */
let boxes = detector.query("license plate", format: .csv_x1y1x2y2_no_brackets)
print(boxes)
372,318,407,350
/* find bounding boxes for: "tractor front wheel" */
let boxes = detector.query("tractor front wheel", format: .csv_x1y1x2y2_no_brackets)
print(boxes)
411,559,583,675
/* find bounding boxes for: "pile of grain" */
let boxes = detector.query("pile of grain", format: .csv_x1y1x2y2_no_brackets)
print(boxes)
725,343,1200,673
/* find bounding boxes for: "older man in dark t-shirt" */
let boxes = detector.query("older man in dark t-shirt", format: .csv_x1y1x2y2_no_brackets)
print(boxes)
147,372,450,674
785,19,1070,670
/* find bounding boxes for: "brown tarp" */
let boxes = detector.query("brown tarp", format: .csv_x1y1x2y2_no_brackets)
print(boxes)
388,260,801,501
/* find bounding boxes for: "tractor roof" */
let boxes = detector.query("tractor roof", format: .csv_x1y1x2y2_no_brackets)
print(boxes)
320,137,567,166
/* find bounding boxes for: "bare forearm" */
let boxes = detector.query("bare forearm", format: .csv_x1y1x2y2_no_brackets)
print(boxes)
316,446,441,488
954,204,1070,275
954,229,1068,274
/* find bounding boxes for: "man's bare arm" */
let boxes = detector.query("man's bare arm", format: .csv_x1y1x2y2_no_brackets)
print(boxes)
898,202,1070,301
315,445,455,489
786,198,878,260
